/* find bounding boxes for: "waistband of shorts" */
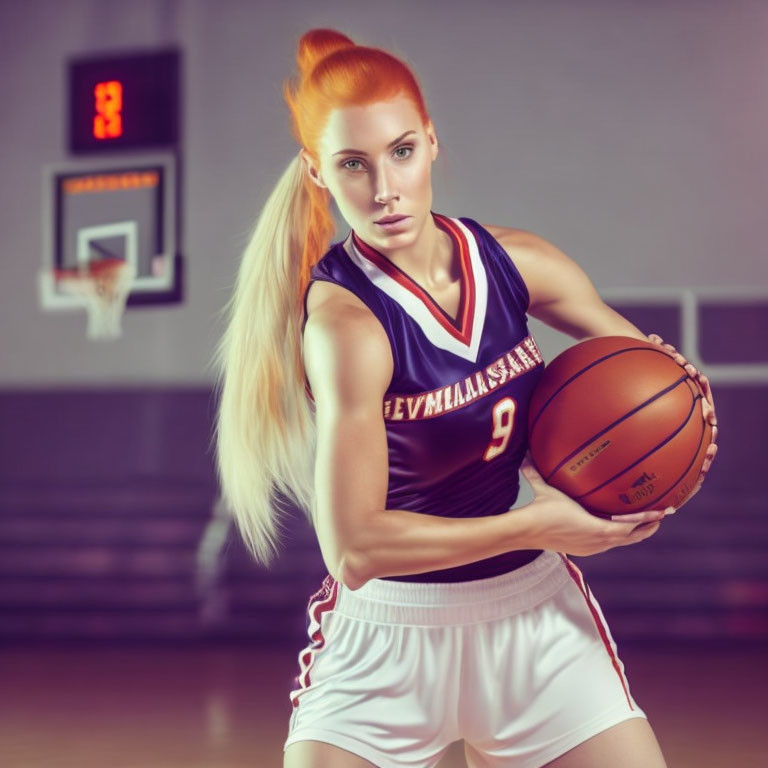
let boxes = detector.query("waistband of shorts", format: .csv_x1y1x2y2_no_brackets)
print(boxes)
334,550,571,626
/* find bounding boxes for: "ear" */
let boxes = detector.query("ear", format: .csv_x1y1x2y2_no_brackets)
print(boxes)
300,148,328,189
425,121,439,162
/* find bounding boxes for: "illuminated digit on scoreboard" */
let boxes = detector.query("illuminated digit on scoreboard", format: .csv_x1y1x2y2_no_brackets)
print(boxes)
483,396,517,461
93,80,123,139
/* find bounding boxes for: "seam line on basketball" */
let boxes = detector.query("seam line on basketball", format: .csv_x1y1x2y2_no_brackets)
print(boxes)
574,392,702,506
529,347,679,437
543,373,689,483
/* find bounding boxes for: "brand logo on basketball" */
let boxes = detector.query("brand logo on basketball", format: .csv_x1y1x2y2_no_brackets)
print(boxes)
568,439,611,474
618,471,659,505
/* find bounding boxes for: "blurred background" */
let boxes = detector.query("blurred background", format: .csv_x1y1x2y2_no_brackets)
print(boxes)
1,0,766,766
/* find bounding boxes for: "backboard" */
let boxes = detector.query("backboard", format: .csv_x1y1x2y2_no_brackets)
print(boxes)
39,151,181,326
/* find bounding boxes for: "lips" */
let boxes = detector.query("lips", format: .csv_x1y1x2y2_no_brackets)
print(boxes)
375,215,408,224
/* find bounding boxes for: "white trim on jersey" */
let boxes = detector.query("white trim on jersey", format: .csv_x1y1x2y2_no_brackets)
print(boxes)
342,216,489,364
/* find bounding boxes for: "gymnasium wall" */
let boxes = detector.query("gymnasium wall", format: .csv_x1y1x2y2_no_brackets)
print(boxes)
0,0,765,644
1,0,766,383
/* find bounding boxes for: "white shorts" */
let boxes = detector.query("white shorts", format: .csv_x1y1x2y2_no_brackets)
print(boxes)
284,550,647,768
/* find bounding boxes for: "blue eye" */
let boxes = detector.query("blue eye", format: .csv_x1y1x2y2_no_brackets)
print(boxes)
341,144,414,171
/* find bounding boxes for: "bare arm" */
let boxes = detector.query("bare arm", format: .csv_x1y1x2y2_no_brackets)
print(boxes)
482,224,650,341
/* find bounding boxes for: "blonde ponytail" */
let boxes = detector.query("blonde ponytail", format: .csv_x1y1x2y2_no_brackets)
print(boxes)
212,154,331,566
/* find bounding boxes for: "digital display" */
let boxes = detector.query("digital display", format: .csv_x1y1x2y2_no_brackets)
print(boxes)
93,80,123,139
69,49,179,153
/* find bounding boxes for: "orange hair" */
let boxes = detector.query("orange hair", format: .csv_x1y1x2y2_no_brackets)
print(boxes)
283,27,432,321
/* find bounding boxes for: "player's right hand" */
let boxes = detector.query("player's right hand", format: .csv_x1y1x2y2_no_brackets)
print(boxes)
518,452,673,557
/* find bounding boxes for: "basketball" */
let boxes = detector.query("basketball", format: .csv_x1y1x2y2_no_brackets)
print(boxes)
527,336,712,517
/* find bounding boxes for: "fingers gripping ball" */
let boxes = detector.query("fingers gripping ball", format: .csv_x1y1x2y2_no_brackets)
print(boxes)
526,336,713,517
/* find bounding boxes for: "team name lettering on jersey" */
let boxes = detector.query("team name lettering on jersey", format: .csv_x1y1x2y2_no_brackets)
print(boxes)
383,335,544,422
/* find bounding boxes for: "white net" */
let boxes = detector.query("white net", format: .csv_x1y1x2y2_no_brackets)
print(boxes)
55,259,137,340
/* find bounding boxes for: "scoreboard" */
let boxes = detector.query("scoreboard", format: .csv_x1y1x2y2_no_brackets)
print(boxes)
69,49,179,154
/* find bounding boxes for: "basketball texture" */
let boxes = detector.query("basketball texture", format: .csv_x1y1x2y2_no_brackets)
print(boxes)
527,336,712,517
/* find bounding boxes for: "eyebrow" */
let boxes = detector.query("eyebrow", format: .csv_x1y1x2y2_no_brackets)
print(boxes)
332,130,418,156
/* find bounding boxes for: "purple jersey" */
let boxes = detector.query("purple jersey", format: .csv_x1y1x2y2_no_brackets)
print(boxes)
302,211,545,582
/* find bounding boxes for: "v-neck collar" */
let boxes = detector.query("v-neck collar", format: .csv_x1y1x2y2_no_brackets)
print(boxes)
343,212,488,363
351,211,471,337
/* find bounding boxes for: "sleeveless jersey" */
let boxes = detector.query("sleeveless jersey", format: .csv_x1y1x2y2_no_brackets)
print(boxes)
302,211,545,582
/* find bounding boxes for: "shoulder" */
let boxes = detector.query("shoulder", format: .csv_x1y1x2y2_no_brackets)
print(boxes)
479,223,589,311
303,281,393,406
305,278,389,347
479,222,563,269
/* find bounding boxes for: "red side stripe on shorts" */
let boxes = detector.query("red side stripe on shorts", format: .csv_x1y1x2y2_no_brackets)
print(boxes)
558,553,635,711
289,574,339,709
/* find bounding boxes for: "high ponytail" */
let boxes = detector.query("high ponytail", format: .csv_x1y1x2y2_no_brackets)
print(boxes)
213,28,432,567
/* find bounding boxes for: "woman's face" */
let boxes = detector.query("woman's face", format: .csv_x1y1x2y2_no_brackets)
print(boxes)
302,94,439,249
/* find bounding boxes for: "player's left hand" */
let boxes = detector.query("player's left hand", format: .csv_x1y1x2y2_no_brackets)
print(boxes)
647,333,718,510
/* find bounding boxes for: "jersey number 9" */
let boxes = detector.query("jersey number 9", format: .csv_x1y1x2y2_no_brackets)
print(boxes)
483,397,517,462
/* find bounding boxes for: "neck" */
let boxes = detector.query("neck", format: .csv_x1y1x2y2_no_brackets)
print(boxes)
363,211,455,287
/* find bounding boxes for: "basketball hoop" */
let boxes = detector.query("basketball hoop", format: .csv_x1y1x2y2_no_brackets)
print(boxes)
54,258,136,340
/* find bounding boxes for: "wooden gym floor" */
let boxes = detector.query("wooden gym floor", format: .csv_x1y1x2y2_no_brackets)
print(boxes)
1,644,765,767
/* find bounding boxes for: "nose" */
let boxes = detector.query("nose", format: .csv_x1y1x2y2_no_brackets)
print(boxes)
373,161,399,205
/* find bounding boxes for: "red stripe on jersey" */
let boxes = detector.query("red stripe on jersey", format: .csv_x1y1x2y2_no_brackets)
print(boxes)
351,212,475,345
558,553,635,711
289,575,339,709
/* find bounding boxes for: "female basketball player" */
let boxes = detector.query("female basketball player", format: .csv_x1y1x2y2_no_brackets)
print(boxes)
214,28,718,768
